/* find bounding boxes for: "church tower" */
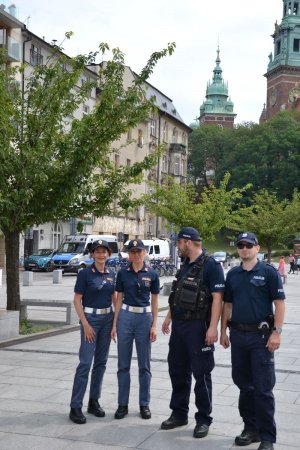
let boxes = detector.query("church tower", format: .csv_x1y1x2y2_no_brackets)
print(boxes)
199,47,236,128
263,0,300,121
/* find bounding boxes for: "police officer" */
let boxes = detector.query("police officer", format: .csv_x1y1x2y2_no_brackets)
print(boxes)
161,227,225,438
69,239,116,424
111,239,160,420
220,232,286,450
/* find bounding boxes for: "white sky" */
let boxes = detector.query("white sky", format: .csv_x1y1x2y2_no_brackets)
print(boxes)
15,0,281,125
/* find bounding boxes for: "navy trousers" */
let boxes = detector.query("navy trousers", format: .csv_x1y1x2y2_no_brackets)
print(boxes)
230,329,276,443
168,319,215,425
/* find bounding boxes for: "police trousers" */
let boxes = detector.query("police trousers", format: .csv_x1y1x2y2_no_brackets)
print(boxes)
70,311,113,408
168,319,215,425
230,329,276,443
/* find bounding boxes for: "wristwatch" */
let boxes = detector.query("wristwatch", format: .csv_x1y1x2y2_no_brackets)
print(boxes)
273,326,282,334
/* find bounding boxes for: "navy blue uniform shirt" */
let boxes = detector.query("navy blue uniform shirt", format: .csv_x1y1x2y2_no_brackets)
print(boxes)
116,263,160,307
74,263,115,309
224,261,285,323
180,254,225,293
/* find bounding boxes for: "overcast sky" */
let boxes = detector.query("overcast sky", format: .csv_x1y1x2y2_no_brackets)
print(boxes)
16,0,281,125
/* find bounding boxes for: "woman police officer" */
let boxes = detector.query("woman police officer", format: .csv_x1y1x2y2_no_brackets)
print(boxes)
111,239,160,420
69,239,116,424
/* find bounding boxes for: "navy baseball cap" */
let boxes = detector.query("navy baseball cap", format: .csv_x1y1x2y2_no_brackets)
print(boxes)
236,232,258,245
177,227,201,241
91,239,111,254
128,239,146,251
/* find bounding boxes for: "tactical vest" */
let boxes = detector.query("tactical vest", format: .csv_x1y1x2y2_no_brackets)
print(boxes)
169,253,213,321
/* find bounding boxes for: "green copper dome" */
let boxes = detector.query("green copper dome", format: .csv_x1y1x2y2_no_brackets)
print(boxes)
199,47,235,117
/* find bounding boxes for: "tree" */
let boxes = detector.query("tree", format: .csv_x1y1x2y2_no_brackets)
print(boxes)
143,173,251,241
0,40,175,313
228,189,300,259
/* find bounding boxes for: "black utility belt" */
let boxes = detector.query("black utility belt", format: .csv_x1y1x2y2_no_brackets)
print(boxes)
228,320,271,335
172,311,207,321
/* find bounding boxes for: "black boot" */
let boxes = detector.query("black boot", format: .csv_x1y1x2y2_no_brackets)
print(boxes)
114,405,128,419
140,405,151,419
87,399,105,417
69,407,86,424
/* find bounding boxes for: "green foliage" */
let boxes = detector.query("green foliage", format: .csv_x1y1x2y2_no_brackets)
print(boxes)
19,318,53,335
228,189,300,257
189,112,300,200
143,173,251,241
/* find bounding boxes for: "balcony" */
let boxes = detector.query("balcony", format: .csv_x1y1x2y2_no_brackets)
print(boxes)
0,32,21,62
30,48,43,66
169,143,187,153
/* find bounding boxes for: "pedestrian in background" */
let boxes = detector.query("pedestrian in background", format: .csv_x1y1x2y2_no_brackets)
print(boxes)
69,239,116,424
111,239,159,420
288,254,296,274
161,227,225,439
278,255,285,278
221,232,285,450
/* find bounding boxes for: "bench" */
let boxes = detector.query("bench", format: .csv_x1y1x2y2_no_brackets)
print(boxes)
20,299,78,325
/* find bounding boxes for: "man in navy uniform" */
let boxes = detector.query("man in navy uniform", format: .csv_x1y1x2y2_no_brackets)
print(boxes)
161,226,225,439
221,232,285,450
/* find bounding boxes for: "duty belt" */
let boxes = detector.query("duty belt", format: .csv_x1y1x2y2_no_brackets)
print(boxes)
83,306,112,315
228,320,270,333
122,304,151,313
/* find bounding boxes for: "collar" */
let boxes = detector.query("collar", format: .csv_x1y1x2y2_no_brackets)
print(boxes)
237,260,261,273
91,263,110,274
127,262,148,272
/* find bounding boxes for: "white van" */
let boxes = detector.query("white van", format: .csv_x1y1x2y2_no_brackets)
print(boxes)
51,234,119,273
120,238,170,260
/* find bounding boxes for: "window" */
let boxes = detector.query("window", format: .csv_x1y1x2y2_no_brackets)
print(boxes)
150,118,157,137
180,159,184,176
154,245,160,254
174,157,180,175
163,122,168,142
115,154,120,169
83,104,90,114
81,75,90,85
276,40,281,55
172,127,178,143
30,44,43,66
294,2,299,14
294,38,300,52
138,129,143,147
126,158,131,167
51,223,62,249
162,155,168,172
182,132,187,145
127,128,132,141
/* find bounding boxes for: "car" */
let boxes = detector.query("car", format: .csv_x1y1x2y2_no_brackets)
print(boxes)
212,251,231,266
24,249,56,271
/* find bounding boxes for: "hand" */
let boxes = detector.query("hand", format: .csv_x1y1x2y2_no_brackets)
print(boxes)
83,323,95,343
162,317,171,335
111,325,117,343
220,332,230,349
150,326,157,342
266,332,281,353
206,326,218,346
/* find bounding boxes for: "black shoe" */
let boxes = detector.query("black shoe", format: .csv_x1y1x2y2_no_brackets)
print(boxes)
161,414,188,430
140,405,151,419
69,407,86,424
114,405,128,419
193,423,209,438
235,430,260,446
258,442,274,450
87,399,105,417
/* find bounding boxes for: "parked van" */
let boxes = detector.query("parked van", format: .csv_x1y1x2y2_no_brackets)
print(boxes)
51,234,118,273
120,238,170,260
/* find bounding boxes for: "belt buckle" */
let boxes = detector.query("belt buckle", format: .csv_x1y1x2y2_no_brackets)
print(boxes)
132,306,141,313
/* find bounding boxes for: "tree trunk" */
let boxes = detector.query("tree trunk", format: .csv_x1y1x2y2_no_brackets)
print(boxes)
3,228,20,311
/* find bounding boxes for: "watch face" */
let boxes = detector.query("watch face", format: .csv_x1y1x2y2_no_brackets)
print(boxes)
288,86,300,103
270,88,277,106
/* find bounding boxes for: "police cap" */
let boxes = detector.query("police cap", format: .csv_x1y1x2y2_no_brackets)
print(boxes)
177,227,201,241
236,232,258,245
128,239,146,251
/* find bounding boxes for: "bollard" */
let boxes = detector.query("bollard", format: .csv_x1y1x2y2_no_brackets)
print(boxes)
23,271,33,286
53,269,63,284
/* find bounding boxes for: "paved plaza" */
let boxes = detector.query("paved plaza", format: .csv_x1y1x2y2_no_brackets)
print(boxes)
0,269,299,449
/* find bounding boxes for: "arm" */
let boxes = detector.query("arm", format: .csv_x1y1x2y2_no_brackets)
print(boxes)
162,309,172,335
150,293,158,342
220,301,232,349
73,292,95,343
111,292,123,343
266,299,285,352
206,291,223,345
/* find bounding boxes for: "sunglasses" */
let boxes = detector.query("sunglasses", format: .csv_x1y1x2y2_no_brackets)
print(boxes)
237,243,255,249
